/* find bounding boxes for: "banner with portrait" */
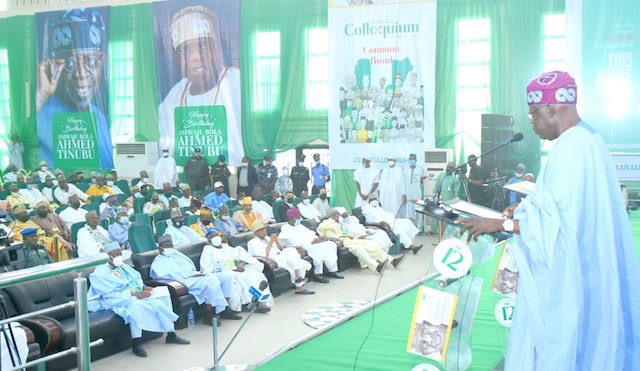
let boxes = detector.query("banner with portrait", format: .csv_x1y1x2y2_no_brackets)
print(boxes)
328,0,437,169
153,0,242,166
35,7,113,169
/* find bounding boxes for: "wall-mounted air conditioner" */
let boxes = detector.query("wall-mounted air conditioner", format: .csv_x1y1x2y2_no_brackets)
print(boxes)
114,142,159,179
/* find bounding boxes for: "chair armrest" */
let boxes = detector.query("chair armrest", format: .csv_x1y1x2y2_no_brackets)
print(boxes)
145,279,188,297
20,316,64,355
255,256,278,272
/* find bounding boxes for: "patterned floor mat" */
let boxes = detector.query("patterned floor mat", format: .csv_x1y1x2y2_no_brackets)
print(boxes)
302,299,372,329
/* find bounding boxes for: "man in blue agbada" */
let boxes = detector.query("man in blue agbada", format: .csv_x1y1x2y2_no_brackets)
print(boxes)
456,71,640,370
36,8,114,168
150,234,242,327
88,241,189,358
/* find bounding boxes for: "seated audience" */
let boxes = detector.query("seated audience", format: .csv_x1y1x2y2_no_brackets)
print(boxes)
143,192,167,216
337,207,392,252
150,235,241,325
3,164,18,182
233,197,269,230
159,182,178,209
7,183,28,208
135,170,153,189
297,191,321,220
123,185,140,210
77,211,112,257
86,175,113,198
312,188,331,217
163,209,204,246
19,176,46,205
362,196,422,254
178,184,193,208
185,198,203,215
213,204,245,238
8,205,42,243
99,194,120,222
190,207,215,237
31,200,73,261
250,189,276,222
36,161,55,183
106,174,124,194
277,191,296,222
247,221,314,295
88,242,189,358
59,194,88,229
204,181,229,212
54,176,89,204
21,227,53,268
41,176,56,203
108,207,131,251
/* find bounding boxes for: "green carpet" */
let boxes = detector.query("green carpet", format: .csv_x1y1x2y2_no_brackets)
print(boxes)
258,212,640,370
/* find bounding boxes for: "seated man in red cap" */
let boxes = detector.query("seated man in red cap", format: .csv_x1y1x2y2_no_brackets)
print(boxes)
279,208,343,283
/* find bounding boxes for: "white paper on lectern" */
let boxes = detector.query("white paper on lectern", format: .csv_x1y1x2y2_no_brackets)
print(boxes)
502,180,536,195
444,198,504,219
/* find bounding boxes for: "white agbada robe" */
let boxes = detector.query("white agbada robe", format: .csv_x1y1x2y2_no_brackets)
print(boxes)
403,165,424,225
247,236,311,283
42,187,54,203
342,215,392,252
158,68,243,165
154,156,179,188
353,166,381,208
19,187,46,206
252,200,275,222
312,197,330,217
163,225,205,247
54,184,89,204
150,249,230,313
200,243,274,308
377,165,404,214
298,202,321,220
279,223,338,275
178,196,192,208
59,206,88,229
37,169,55,183
362,203,418,248
77,225,111,258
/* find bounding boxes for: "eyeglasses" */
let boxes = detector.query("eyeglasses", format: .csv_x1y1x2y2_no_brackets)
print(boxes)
63,54,99,73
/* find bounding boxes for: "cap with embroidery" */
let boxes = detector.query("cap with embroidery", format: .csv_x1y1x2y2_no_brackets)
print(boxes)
158,234,173,246
170,208,183,219
170,6,218,49
526,71,577,106
49,8,106,58
251,220,266,232
240,197,252,206
105,241,120,254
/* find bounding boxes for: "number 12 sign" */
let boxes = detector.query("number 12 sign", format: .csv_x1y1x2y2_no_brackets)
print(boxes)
433,239,472,279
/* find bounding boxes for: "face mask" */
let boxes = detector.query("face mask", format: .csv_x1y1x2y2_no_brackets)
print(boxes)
242,162,249,167
26,184,33,190
319,194,327,200
294,219,302,226
163,153,169,158
41,166,48,172
515,172,524,178
134,192,142,198
370,200,380,207
221,215,229,220
388,160,396,167
302,199,310,205
338,216,344,223
119,216,129,224
142,178,149,183
107,181,114,186
112,256,124,267
11,170,17,174
286,197,294,203
283,170,289,177
173,221,183,228
409,159,417,166
91,178,96,184
363,161,370,168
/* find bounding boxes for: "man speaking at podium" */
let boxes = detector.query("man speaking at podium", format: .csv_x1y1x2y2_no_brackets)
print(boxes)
456,71,640,370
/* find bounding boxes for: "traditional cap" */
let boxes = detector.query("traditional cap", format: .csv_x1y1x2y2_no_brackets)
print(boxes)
335,206,348,216
286,208,301,219
158,234,173,246
362,155,371,161
218,155,226,162
205,228,218,239
170,208,183,219
218,204,229,212
13,205,27,215
526,71,577,105
49,9,106,57
327,208,341,217
210,235,222,246
39,161,47,166
130,185,140,193
240,197,252,206
251,220,266,232
34,200,50,210
106,194,117,202
116,206,128,215
194,148,201,153
170,6,218,49
20,227,38,237
313,153,320,157
199,207,213,217
105,241,120,254
214,181,224,189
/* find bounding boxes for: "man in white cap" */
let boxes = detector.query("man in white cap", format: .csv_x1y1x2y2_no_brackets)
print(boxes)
157,5,243,165
151,235,241,326
163,209,205,246
88,241,189,357
353,155,380,208
154,147,178,188
200,232,273,313
36,161,55,183
377,156,405,214
76,211,112,258
204,181,230,212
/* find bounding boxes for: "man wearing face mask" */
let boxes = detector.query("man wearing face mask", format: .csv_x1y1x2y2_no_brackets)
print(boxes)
36,161,55,183
8,205,43,243
279,208,342,283
362,196,422,254
275,167,293,196
31,200,74,261
99,194,120,222
178,184,193,208
19,176,47,206
6,183,28,209
184,148,211,195
507,163,527,205
277,191,297,223
257,155,278,194
190,207,215,237
77,211,114,258
353,155,381,208
88,241,189,358
154,147,179,189
210,155,231,197
3,164,19,183
163,209,205,246
290,155,310,196
378,156,405,214
143,192,167,217
403,154,425,226
297,191,321,220
204,181,229,212
123,186,140,210
233,197,269,230
54,175,89,205
108,207,131,251
134,170,154,191
86,174,113,198
236,156,258,196
311,153,331,195
21,228,53,268
317,209,404,274
151,235,241,327
312,188,331,217
41,176,56,203
159,182,179,210
213,205,245,238
59,194,88,229
105,174,124,195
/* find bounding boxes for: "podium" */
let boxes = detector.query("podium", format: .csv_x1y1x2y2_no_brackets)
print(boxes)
412,198,513,370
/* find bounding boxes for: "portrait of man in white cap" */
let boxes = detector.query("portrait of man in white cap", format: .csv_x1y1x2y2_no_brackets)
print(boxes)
156,3,243,165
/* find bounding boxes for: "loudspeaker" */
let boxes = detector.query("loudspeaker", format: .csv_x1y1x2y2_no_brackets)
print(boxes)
481,114,515,174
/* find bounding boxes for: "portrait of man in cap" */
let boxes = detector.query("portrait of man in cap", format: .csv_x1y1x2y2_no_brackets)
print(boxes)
155,1,243,165
36,7,114,169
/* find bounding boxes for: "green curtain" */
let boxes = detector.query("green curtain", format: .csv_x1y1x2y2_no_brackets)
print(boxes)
240,0,327,162
0,16,38,171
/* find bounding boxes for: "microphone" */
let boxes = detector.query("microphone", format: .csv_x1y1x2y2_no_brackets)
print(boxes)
505,132,524,144
247,280,270,311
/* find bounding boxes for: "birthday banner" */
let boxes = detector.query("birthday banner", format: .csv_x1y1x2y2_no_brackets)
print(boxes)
328,0,437,169
153,0,243,165
52,112,100,169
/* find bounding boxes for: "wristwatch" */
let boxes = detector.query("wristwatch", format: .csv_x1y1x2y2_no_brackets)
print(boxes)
502,218,515,232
